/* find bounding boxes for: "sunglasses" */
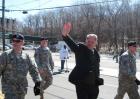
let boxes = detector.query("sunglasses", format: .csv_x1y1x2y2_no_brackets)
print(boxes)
130,45,137,47
132,46,137,47
12,39,22,43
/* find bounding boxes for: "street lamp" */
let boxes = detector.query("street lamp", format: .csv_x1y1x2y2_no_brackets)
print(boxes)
22,10,28,14
2,0,5,51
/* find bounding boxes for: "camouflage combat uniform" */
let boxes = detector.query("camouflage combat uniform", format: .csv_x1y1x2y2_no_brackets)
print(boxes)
0,49,42,99
115,50,140,99
34,47,54,90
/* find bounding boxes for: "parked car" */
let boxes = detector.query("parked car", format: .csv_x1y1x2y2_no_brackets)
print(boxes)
22,45,34,50
5,44,13,49
0,45,10,50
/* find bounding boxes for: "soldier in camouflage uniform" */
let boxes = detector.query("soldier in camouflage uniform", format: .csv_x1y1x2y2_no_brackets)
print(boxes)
0,34,42,99
115,41,140,99
34,37,54,90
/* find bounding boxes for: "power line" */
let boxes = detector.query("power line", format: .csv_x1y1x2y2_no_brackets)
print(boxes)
6,0,52,9
27,0,52,10
6,0,52,13
7,0,121,12
6,0,40,8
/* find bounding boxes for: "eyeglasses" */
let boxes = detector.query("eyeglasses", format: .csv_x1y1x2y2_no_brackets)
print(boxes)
12,39,22,43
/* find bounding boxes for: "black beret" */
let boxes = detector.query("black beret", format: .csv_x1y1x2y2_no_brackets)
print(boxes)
40,37,48,41
128,41,136,47
12,34,24,40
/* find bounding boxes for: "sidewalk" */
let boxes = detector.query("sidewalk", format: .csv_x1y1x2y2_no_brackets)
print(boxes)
100,67,140,80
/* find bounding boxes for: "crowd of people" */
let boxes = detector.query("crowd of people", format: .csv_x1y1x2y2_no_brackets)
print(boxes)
0,22,139,99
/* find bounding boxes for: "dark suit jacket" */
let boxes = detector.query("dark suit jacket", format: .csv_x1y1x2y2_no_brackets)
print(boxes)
63,35,100,85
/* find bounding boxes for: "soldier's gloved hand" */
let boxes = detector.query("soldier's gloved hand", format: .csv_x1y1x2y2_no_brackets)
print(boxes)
34,81,41,96
135,79,140,85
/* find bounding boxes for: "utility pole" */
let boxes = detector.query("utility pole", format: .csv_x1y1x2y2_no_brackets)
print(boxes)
2,0,5,51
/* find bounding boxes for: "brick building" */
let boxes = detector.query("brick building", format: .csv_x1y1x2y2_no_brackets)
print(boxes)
0,18,16,44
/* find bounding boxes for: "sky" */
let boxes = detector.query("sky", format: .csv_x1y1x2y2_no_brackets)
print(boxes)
1,0,73,21
0,0,139,22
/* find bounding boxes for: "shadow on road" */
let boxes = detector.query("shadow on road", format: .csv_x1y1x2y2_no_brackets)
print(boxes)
53,71,62,75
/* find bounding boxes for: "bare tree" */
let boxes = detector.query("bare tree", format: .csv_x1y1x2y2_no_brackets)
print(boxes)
19,0,140,52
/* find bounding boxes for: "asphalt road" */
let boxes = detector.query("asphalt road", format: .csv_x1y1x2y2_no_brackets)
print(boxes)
0,50,140,99
24,50,140,99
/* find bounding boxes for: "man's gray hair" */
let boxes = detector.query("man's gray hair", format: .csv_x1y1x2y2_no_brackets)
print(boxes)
86,34,98,40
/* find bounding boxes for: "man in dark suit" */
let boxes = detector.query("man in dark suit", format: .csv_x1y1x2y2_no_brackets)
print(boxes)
62,23,103,99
